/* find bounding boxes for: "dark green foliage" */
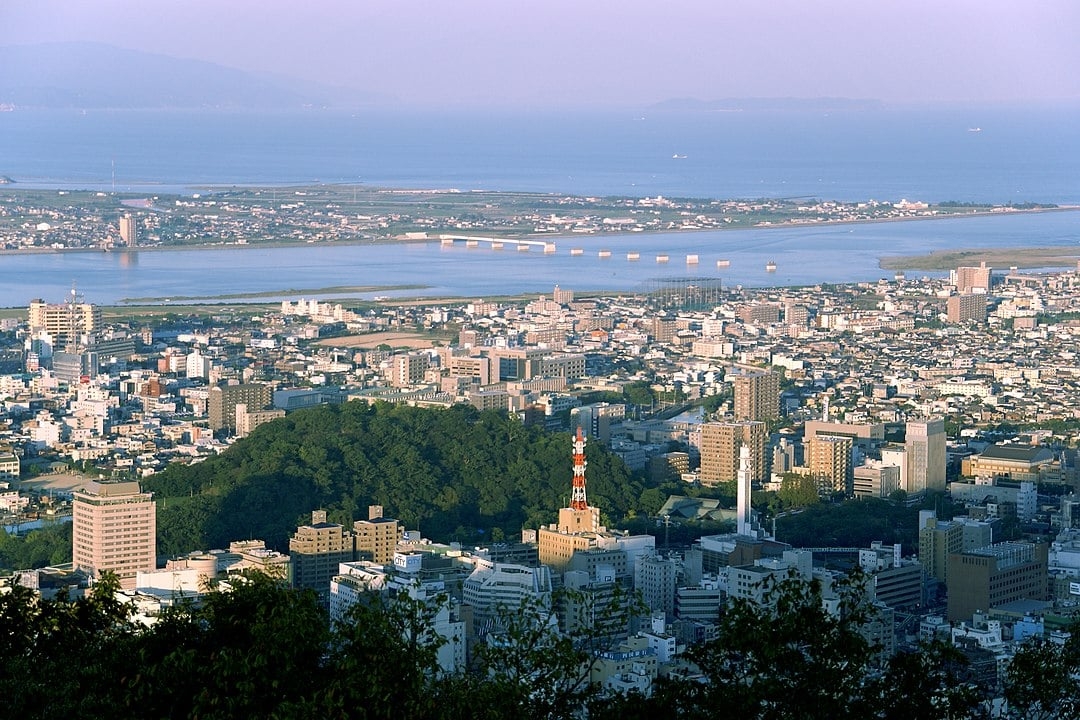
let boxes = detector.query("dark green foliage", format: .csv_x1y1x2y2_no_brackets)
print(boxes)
0,521,73,570
663,573,874,720
0,572,141,718
144,403,643,553
123,574,330,719
863,641,988,720
776,472,820,508
1003,632,1080,720
775,496,915,550
2,572,1071,719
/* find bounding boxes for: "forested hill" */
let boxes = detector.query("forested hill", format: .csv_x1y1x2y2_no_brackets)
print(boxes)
147,403,644,557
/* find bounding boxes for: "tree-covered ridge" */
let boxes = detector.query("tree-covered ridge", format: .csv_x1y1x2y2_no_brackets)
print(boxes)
147,403,643,556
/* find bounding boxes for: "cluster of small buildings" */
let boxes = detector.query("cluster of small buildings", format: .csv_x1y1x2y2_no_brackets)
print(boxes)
3,259,1080,694
0,188,1018,252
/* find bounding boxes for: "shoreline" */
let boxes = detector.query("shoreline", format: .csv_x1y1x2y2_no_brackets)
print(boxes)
0,201,1075,258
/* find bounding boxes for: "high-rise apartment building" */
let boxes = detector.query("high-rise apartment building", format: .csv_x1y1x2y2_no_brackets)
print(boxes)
208,383,272,432
354,505,400,564
737,303,781,325
807,434,854,496
72,481,156,589
954,262,992,294
731,369,780,422
650,317,678,343
390,352,430,387
290,510,355,604
699,421,767,486
947,294,987,324
905,418,946,493
552,284,574,304
119,214,137,247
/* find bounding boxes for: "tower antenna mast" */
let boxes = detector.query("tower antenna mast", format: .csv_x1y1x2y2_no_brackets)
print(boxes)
570,427,588,510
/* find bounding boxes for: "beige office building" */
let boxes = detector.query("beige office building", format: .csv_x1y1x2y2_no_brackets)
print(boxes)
905,418,946,493
699,421,767,486
390,353,430,387
28,298,101,349
72,481,156,589
538,506,604,573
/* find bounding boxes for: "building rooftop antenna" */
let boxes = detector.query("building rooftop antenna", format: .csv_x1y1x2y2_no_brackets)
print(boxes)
570,427,588,511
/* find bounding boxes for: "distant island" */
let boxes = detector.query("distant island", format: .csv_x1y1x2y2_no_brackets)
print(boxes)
649,97,884,112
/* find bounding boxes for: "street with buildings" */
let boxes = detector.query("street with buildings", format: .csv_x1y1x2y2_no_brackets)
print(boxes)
3,257,1080,704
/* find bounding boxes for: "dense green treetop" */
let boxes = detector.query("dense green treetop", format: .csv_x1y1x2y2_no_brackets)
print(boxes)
147,402,643,556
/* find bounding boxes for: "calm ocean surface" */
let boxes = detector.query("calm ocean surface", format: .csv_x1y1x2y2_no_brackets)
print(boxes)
0,105,1077,306
1,211,1076,307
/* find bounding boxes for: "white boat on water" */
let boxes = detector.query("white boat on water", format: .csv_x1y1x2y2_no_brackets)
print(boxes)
766,261,777,272
570,248,584,256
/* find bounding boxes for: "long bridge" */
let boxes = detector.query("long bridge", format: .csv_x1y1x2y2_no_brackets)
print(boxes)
438,234,556,253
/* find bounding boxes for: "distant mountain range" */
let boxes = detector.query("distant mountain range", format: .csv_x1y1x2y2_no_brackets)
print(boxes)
650,97,884,112
0,42,393,110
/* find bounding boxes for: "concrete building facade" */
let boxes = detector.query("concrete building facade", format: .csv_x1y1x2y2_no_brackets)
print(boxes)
732,369,780,422
947,293,987,324
946,542,1048,622
208,382,272,432
72,480,156,590
905,418,946,493
289,510,355,604
699,421,767,486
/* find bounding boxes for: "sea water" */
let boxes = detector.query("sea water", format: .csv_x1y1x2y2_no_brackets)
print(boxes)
1,105,1078,203
0,104,1077,305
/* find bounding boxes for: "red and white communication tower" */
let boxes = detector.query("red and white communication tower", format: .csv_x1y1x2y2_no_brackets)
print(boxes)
570,426,589,510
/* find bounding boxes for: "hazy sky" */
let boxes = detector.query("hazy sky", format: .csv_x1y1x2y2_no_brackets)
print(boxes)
2,0,1078,107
